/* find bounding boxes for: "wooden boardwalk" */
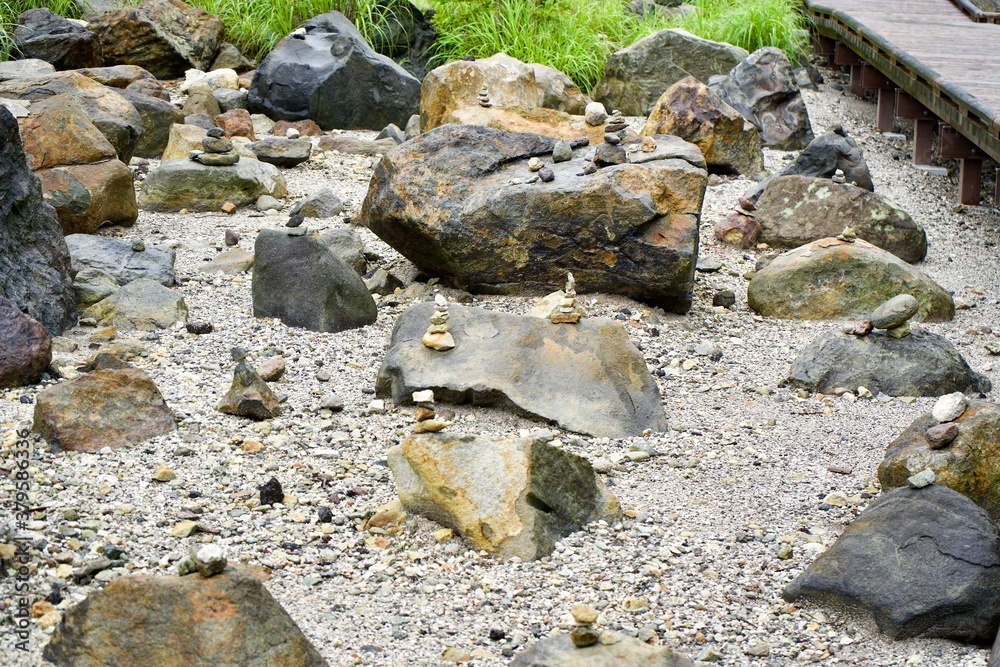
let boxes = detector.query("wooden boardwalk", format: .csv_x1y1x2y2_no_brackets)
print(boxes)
805,0,1000,202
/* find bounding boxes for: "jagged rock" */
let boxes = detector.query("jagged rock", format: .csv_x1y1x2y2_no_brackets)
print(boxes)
783,485,1000,642
119,88,185,158
247,11,420,130
711,47,813,150
420,53,587,132
13,8,102,70
139,159,286,211
592,29,748,116
0,296,52,388
362,125,707,312
42,569,328,666
754,175,926,263
641,75,763,176
211,42,255,72
377,303,667,438
66,234,175,287
82,278,187,330
0,106,76,334
512,633,695,666
251,229,376,333
33,368,175,451
879,400,1000,521
747,238,954,321
87,0,225,79
789,330,990,396
388,432,621,559
217,358,280,420
18,95,118,170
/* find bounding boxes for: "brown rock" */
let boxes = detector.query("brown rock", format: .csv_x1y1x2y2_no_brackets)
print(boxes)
33,368,176,452
442,105,609,144
256,355,285,382
642,76,764,176
42,569,328,667
925,422,959,449
77,65,158,89
0,296,52,388
272,119,323,137
36,160,138,235
214,108,255,140
217,359,280,420
713,211,760,248
571,626,600,647
18,95,117,171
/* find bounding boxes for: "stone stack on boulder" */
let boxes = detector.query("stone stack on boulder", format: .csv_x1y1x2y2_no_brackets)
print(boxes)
248,11,421,130
789,294,989,396
362,125,708,312
512,632,696,666
641,75,764,176
593,28,749,116
711,47,813,150
190,127,240,165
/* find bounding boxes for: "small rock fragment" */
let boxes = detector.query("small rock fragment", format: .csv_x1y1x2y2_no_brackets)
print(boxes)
932,392,967,423
925,422,959,449
907,468,935,488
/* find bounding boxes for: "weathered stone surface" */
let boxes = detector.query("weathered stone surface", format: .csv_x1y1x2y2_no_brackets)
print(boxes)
714,210,760,248
252,229,376,333
73,268,119,308
217,359,280,420
290,187,344,219
88,0,225,79
42,569,328,666
119,88,185,158
319,228,368,275
66,234,175,286
82,278,187,330
712,47,813,150
592,29,748,116
388,432,621,560
747,238,954,321
362,125,707,312
248,11,420,131
76,64,156,89
0,106,76,334
377,303,667,438
871,293,919,329
36,160,138,234
755,175,926,263
160,122,254,162
214,108,255,140
789,330,990,397
17,95,117,170
783,485,1000,642
0,59,55,81
200,248,253,274
316,134,397,156
14,8,103,70
0,296,51,388
441,105,609,144
420,53,587,131
512,633,695,666
139,159,286,211
33,368,175,451
641,76,763,176
0,71,143,162
250,137,312,167
879,401,1000,521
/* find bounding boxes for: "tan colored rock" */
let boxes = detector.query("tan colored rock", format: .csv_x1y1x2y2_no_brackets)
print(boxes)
18,95,117,170
161,123,256,162
36,160,138,235
444,105,607,144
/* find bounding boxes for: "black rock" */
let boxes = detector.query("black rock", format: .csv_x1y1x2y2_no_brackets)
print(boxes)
14,8,103,70
186,321,213,335
119,88,185,159
259,477,284,505
317,506,333,523
594,142,627,166
103,545,126,560
712,290,736,308
286,214,305,228
247,11,421,131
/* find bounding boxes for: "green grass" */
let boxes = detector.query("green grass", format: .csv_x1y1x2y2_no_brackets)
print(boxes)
673,0,811,65
431,0,673,93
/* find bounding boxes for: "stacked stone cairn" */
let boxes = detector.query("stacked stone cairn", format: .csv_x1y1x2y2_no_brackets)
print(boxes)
410,389,453,433
422,293,455,351
285,212,306,236
569,603,601,647
548,272,585,323
845,293,918,339
904,392,967,489
190,127,239,166
477,85,491,108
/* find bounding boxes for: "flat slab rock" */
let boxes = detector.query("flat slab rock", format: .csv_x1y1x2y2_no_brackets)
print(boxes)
783,485,1000,643
376,302,667,438
511,632,695,666
43,568,328,667
789,330,989,396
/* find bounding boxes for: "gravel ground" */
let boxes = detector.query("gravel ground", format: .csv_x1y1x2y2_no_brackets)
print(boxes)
2,64,999,666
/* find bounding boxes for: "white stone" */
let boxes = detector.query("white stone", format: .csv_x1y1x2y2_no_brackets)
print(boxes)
412,390,434,404
584,102,608,126
907,468,936,488
931,392,967,423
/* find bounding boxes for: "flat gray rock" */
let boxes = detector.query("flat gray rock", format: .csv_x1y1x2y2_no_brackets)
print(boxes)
66,234,176,287
376,303,667,438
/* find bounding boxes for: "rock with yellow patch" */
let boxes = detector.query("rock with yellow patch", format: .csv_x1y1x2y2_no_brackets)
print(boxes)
362,125,707,313
754,175,926,263
42,569,328,667
377,303,666,438
388,432,621,560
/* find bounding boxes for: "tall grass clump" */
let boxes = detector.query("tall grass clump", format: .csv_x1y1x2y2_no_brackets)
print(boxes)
431,0,672,93
673,0,810,64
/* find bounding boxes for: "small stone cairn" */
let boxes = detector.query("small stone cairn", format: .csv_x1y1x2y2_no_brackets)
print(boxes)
845,293,918,339
548,272,584,324
422,293,455,351
569,603,601,647
477,85,491,108
920,391,967,454
190,127,239,166
410,389,453,433
285,212,306,237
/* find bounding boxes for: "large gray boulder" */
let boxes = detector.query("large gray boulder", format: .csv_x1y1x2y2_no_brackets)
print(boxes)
362,125,707,313
65,234,176,286
247,11,421,130
783,485,1000,643
138,159,287,212
592,29,748,116
755,175,927,263
789,330,990,396
0,105,76,335
251,229,377,333
82,278,187,330
711,47,813,150
376,303,667,438
389,432,621,560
